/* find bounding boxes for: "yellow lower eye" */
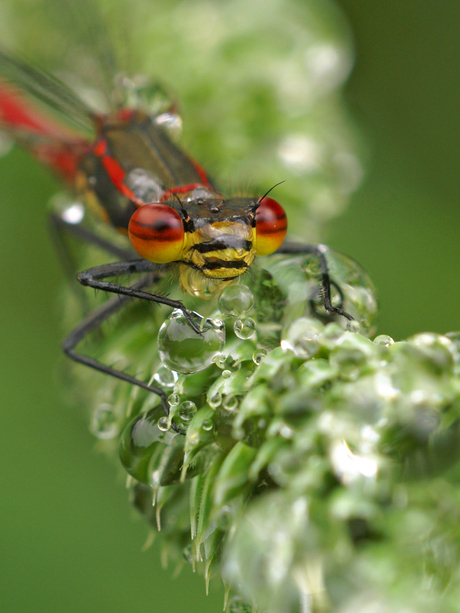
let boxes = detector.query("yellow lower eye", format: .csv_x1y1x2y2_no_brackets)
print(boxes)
254,197,287,255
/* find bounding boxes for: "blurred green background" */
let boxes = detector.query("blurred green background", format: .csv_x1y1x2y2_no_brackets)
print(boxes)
1,1,459,612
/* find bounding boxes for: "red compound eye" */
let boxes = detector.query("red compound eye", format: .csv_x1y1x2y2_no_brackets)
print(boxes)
254,197,287,256
128,203,185,263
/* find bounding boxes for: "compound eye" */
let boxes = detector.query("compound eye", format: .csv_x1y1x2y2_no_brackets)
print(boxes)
128,203,185,263
254,197,287,256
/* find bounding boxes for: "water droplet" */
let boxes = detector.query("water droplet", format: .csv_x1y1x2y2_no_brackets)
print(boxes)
347,319,361,334
223,395,238,412
280,317,323,358
119,406,175,483
228,595,253,613
209,392,222,408
178,400,197,422
234,317,257,339
114,75,182,137
49,193,85,225
168,393,180,407
153,366,178,387
212,354,228,369
184,187,214,202
319,322,345,349
90,404,119,440
219,284,254,317
222,370,232,379
252,348,267,365
158,309,225,373
212,318,224,330
182,544,193,563
374,334,394,347
201,418,213,431
157,416,170,432
329,334,377,380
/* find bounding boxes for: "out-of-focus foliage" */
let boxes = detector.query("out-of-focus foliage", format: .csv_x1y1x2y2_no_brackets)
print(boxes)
2,1,460,613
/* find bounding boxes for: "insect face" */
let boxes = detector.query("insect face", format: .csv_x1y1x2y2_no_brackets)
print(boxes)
128,195,287,290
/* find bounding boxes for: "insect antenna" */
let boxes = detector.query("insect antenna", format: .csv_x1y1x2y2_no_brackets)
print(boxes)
257,180,286,204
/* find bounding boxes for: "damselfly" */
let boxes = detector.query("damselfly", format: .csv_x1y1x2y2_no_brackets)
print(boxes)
0,49,354,430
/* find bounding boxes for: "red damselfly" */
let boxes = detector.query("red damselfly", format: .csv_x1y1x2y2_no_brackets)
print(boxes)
0,48,354,431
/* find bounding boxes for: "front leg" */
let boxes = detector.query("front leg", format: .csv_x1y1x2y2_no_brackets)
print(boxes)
76,259,204,334
62,272,185,434
276,242,354,322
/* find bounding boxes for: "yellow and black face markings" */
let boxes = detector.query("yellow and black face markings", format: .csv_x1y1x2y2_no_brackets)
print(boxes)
127,193,287,290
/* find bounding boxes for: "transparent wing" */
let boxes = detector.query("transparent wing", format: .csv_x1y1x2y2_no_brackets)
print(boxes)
0,49,94,135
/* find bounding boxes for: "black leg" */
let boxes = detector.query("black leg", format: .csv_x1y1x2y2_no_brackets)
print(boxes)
62,273,185,434
276,242,354,321
77,259,204,334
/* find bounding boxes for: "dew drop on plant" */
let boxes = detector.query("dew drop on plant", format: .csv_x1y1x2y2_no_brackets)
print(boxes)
252,348,267,365
50,193,85,225
281,317,323,357
90,404,119,440
168,393,180,406
153,366,178,387
319,322,345,349
158,309,225,373
209,392,222,408
157,416,170,432
212,354,227,369
347,319,361,334
228,595,253,613
222,369,232,379
374,334,394,347
119,406,175,483
234,317,257,339
329,334,377,380
178,400,197,422
245,367,256,379
182,544,193,564
201,418,213,431
223,395,238,412
218,284,254,317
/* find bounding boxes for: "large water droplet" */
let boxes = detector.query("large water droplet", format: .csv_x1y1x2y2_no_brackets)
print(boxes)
219,284,254,317
158,309,225,373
